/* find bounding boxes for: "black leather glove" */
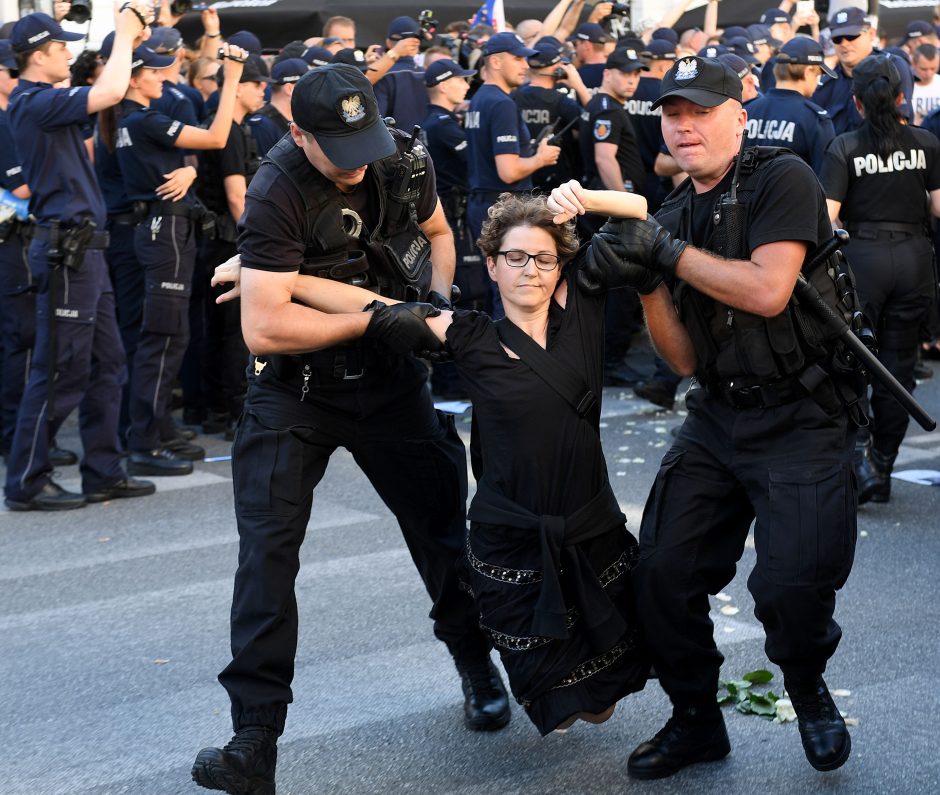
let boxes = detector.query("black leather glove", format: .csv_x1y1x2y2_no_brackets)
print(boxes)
363,300,443,355
427,290,453,310
578,232,664,295
600,214,687,281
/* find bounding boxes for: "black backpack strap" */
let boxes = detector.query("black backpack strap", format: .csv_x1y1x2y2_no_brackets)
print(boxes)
494,317,597,418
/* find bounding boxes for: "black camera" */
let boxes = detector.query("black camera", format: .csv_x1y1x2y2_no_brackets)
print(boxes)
549,67,567,80
609,2,631,17
418,9,438,37
170,0,210,14
65,0,93,24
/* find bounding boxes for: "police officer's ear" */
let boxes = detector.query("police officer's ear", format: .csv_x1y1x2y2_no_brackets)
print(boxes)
289,121,307,147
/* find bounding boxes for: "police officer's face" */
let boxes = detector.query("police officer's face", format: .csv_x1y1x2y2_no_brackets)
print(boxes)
237,80,267,112
440,75,470,104
607,68,641,101
327,23,356,49
37,41,72,84
486,224,562,310
834,29,873,70
661,96,746,188
129,67,165,101
0,68,18,99
291,124,368,190
494,53,529,88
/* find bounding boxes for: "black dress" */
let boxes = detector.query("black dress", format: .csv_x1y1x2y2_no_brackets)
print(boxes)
445,272,648,735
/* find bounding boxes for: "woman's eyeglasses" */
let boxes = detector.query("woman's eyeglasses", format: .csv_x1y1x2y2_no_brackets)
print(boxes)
498,249,561,271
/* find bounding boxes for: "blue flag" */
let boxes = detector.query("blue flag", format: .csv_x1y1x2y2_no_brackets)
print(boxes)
470,0,505,30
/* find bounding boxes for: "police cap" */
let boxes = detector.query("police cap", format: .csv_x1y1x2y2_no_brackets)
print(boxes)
331,48,369,72
606,46,650,73
0,39,18,73
653,56,743,109
776,36,838,78
829,7,869,38
11,12,83,53
228,30,263,55
291,63,396,170
302,45,333,67
130,45,176,72
271,58,308,85
483,32,538,57
643,39,677,61
424,58,476,86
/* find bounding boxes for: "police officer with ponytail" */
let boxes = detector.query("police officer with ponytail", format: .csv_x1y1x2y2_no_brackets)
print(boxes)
554,55,860,778
107,44,249,475
191,64,510,795
820,54,940,503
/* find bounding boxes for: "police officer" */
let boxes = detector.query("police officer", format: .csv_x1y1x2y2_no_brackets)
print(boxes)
190,57,268,438
812,7,873,135
512,36,589,194
631,39,676,211
744,37,835,171
246,58,307,156
191,65,510,794
109,44,250,475
573,22,613,89
147,27,204,124
819,55,940,504
557,55,859,777
465,32,560,313
4,8,157,511
372,16,425,131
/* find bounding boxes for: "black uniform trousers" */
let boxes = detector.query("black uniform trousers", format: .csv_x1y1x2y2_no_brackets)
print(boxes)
219,353,485,733
0,232,35,455
127,214,195,452
633,386,857,706
845,231,935,459
105,216,144,441
4,242,126,501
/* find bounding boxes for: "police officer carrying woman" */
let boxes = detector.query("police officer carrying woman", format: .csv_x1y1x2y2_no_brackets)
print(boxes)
820,54,940,503
100,43,249,474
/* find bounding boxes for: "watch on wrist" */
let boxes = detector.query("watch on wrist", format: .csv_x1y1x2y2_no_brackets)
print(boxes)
387,49,399,61
205,31,221,37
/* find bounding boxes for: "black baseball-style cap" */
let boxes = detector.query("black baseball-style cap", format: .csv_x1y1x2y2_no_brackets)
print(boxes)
528,36,567,68
606,47,649,73
331,48,369,72
483,32,537,57
0,39,18,72
130,46,176,71
851,53,902,95
652,56,743,110
643,39,678,61
829,7,869,38
776,36,838,78
218,57,271,86
271,58,308,85
11,12,83,53
291,63,396,170
424,58,475,86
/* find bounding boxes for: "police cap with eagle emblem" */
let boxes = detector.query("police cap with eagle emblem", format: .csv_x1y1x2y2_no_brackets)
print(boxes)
291,63,396,170
651,56,742,110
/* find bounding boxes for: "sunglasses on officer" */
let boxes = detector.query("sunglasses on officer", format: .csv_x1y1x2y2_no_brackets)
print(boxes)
832,33,861,44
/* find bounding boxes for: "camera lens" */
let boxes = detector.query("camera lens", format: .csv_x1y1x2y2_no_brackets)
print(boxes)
65,0,93,25
171,0,193,14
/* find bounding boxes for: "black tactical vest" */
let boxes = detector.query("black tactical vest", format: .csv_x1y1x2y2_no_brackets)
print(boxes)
261,127,432,302
656,147,849,391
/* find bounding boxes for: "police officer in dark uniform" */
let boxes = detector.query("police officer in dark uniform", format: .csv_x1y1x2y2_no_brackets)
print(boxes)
110,44,251,474
373,16,426,131
246,58,307,156
4,8,156,511
813,7,873,135
745,37,835,171
631,39,675,212
820,55,940,504
512,37,589,194
465,32,560,314
191,65,510,795
560,55,859,777
148,27,202,126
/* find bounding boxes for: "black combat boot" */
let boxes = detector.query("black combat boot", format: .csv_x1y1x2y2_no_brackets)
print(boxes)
627,704,730,780
867,449,895,503
785,676,851,772
454,655,511,731
192,725,278,795
854,439,887,505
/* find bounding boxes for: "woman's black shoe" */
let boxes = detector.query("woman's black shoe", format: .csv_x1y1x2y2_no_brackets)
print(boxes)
628,706,730,779
4,480,87,511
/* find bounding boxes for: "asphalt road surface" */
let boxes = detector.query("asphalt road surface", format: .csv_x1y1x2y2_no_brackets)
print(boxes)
2,354,939,795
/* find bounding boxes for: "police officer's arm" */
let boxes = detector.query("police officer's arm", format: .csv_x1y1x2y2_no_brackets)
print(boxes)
86,2,151,114
540,0,580,42
595,142,627,191
173,47,247,149
223,175,247,224
640,287,698,376
496,138,561,183
560,64,592,107
420,200,456,296
366,37,420,86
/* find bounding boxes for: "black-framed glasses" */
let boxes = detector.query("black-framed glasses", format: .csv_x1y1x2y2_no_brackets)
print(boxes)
498,249,561,271
832,34,861,44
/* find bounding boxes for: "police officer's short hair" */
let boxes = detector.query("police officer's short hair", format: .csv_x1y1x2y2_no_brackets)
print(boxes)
323,16,354,37
773,61,812,82
14,40,51,73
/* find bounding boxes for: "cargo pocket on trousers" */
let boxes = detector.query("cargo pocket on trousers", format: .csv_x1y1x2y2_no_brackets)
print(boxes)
232,412,309,516
141,293,188,336
639,447,685,558
765,463,856,587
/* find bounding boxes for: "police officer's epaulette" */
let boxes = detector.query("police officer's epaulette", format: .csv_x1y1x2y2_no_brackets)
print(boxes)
168,86,186,101
802,98,829,117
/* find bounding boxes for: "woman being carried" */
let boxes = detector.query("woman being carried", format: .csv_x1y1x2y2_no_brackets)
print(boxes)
216,188,650,735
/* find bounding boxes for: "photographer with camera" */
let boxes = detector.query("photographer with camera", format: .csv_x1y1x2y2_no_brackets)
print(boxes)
372,16,427,131
4,2,157,512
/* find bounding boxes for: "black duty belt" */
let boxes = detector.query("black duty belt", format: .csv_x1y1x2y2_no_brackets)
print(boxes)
135,200,199,221
704,374,806,410
109,211,138,226
267,345,387,383
846,221,924,239
33,226,110,248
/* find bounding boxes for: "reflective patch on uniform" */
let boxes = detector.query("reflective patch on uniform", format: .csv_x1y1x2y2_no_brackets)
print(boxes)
455,141,467,150
594,119,612,140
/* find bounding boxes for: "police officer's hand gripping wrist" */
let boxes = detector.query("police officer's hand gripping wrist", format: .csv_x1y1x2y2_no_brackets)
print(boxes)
600,215,687,281
579,232,664,296
363,300,443,355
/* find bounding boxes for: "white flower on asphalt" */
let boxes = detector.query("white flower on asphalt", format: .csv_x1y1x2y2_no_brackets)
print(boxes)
715,592,732,602
831,689,851,697
774,698,797,723
719,605,739,615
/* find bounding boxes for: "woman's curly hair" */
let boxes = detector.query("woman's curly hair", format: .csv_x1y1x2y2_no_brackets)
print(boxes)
476,193,579,263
